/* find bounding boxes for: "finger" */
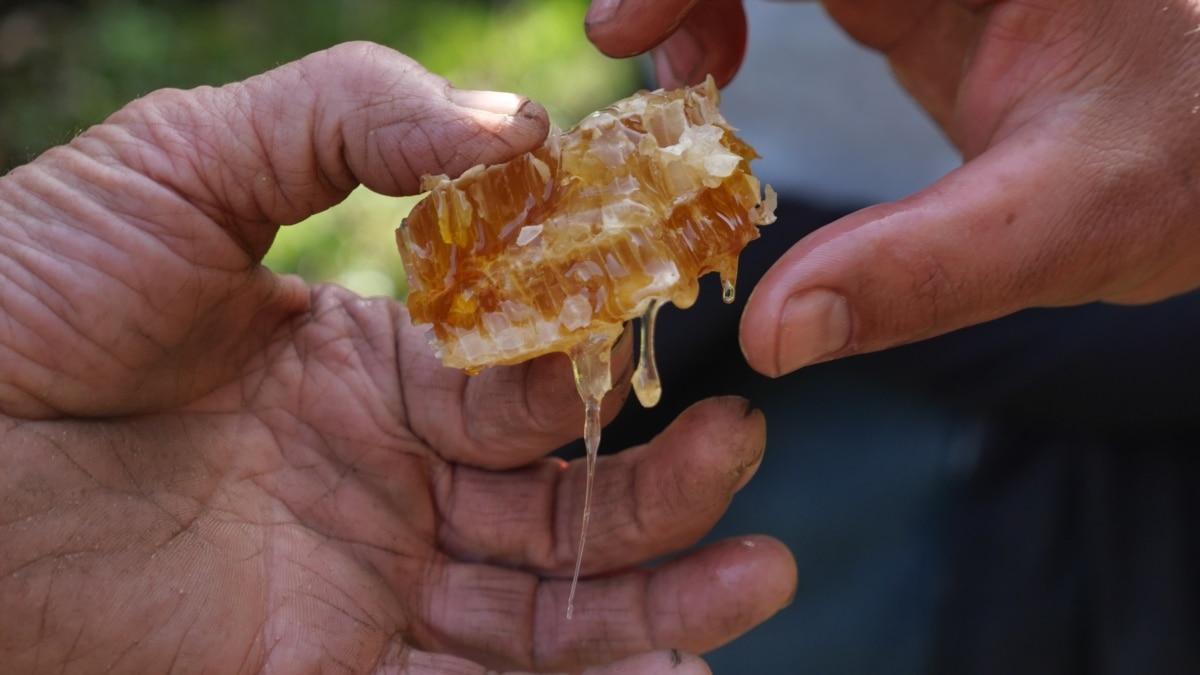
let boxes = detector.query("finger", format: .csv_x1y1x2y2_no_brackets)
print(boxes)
739,121,1200,377
434,396,765,571
414,536,795,671
538,536,795,665
585,0,747,89
372,645,710,675
400,323,636,470
90,40,549,259
650,0,748,89
585,0,700,57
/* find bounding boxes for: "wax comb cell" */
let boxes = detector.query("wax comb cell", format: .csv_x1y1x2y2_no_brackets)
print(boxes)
396,76,776,616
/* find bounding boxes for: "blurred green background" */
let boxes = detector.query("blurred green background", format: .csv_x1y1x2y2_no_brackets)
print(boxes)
0,0,640,297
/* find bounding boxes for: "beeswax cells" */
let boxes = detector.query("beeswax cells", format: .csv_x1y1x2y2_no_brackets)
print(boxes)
399,75,775,396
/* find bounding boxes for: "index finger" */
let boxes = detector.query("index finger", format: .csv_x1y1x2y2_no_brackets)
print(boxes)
434,396,767,572
586,0,747,88
585,0,700,57
399,322,636,470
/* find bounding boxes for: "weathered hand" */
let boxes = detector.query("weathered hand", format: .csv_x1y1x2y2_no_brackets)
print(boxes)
0,42,796,674
587,0,1200,376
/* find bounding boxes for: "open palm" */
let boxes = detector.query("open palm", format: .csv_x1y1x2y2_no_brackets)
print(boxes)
0,43,795,674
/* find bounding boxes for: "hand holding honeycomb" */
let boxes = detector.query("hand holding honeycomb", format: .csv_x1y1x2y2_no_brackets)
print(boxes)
397,76,776,616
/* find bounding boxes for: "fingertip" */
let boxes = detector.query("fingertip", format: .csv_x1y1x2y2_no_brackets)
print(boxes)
732,406,766,493
672,0,747,89
649,535,797,655
744,535,799,605
773,289,852,375
738,232,857,378
638,395,767,517
548,395,767,572
585,0,747,86
513,98,552,137
651,30,702,89
712,535,799,625
738,337,778,379
447,89,527,117
448,89,551,160
303,42,551,196
660,396,766,461
651,13,744,90
738,284,781,377
673,397,767,493
741,132,1111,378
584,0,732,67
584,0,679,58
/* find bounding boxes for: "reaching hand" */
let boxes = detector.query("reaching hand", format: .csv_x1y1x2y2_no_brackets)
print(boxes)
586,0,1200,375
0,42,796,674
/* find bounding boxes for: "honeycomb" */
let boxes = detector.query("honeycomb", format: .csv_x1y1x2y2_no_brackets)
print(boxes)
398,75,776,401
396,76,775,617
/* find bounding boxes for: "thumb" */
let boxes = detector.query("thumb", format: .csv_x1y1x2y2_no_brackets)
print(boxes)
739,121,1200,376
96,40,550,258
0,42,548,418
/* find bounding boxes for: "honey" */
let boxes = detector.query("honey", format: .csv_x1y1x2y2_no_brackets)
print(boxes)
397,76,776,617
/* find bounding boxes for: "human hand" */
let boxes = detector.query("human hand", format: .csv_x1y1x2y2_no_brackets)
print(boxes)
586,0,1200,376
0,42,796,673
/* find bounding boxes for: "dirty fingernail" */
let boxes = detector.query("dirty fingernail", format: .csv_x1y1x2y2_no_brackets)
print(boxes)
449,89,527,116
776,290,850,375
733,442,765,492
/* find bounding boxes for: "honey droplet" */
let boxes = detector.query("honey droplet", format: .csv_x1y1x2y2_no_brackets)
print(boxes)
566,394,600,621
632,300,663,408
722,278,736,304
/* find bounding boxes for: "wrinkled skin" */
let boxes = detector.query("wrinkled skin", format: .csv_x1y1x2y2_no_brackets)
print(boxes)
0,43,797,674
585,0,1200,375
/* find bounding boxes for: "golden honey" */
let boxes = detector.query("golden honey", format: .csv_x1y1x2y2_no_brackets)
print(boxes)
397,76,776,617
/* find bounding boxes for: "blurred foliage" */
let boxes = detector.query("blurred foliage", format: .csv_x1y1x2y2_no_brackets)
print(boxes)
0,0,640,297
